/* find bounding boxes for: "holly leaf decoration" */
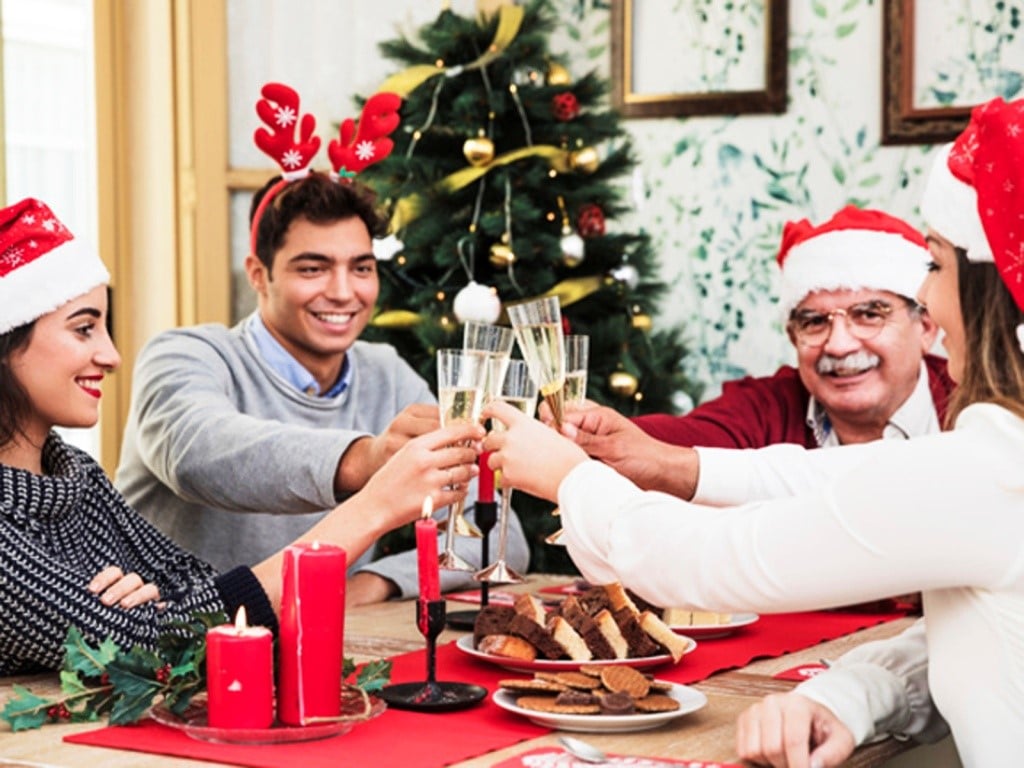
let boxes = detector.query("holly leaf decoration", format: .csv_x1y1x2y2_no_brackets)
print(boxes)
105,647,166,724
354,659,392,693
64,625,117,678
1,685,53,731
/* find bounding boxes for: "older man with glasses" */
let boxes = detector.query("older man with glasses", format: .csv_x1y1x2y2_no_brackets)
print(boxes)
553,206,954,502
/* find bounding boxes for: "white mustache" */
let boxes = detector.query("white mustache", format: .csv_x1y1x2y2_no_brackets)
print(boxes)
816,350,880,375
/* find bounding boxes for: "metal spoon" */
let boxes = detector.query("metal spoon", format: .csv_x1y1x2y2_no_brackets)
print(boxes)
558,735,609,764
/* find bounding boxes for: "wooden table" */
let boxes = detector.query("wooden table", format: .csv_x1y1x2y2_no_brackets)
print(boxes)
0,578,921,767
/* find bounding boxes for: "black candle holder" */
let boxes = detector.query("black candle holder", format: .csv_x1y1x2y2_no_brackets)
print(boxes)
379,599,487,712
446,500,497,631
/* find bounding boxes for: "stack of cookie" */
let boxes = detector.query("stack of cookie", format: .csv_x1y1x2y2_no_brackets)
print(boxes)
473,583,692,663
499,665,681,716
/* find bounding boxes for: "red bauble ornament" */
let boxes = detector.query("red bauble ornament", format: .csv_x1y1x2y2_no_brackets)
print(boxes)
551,92,580,121
561,316,572,336
577,203,606,238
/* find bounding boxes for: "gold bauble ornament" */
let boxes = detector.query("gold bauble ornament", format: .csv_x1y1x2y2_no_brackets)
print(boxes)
631,313,653,331
546,62,572,86
570,146,599,173
463,134,495,167
608,370,639,397
489,242,516,268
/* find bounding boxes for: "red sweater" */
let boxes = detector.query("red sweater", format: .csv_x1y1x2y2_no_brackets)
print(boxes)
633,354,955,449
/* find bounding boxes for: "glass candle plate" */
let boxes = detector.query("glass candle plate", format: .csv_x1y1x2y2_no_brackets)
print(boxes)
149,688,385,745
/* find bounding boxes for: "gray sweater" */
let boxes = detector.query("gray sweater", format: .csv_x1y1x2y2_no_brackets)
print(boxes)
115,317,528,596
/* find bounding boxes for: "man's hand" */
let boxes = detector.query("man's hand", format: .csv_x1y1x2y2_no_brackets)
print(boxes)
336,404,441,492
346,572,399,607
548,403,698,498
88,566,162,610
736,693,856,768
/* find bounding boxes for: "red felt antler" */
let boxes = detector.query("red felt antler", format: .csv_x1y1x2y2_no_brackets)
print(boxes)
328,92,402,177
253,83,321,179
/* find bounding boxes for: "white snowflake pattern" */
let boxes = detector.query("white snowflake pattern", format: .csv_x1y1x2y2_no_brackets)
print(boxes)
28,240,37,249
1007,121,1021,138
23,214,36,225
0,246,25,269
275,105,297,128
355,140,376,162
280,149,304,169
42,218,57,232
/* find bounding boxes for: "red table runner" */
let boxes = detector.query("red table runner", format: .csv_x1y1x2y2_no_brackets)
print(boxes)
65,608,904,767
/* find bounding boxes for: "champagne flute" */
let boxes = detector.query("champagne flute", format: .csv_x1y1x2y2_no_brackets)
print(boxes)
507,296,566,429
436,348,487,571
563,334,589,407
463,321,516,406
475,360,537,584
546,335,589,546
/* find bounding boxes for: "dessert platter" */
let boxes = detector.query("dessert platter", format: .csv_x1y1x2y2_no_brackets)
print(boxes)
149,688,386,745
491,665,707,733
462,584,696,673
664,610,760,639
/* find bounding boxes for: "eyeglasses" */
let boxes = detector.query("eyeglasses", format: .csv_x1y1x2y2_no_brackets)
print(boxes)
788,300,909,348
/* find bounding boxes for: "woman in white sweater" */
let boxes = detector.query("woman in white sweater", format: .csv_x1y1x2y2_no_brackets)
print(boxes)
483,96,1024,767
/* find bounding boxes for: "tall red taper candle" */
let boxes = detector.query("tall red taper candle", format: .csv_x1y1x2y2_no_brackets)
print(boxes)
415,496,441,601
277,541,346,726
206,607,274,729
477,451,495,503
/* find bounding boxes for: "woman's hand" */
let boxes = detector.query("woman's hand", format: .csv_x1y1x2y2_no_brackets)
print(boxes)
88,566,161,610
360,421,484,528
736,693,855,768
481,400,588,502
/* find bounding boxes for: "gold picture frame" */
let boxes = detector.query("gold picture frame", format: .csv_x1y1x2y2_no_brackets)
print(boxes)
881,0,973,145
611,0,788,118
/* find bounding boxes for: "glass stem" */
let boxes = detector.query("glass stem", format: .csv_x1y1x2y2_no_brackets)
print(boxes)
444,500,461,556
496,488,512,561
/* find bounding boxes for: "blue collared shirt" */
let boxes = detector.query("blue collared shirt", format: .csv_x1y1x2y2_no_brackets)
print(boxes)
247,313,351,398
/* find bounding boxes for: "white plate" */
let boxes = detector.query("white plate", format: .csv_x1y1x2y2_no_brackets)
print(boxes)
454,635,694,672
492,682,707,733
669,612,759,639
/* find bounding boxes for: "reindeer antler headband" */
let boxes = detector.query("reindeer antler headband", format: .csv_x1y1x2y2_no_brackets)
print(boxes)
249,82,401,255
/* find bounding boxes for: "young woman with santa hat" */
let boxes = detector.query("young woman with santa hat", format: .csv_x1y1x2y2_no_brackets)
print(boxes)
0,197,481,673
482,95,1024,766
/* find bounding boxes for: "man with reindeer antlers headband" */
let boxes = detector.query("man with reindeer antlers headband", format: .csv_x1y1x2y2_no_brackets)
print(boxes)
116,83,528,606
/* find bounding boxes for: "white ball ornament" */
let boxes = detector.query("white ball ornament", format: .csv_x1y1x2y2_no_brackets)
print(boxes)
560,232,585,267
372,234,404,262
609,264,640,290
453,281,501,324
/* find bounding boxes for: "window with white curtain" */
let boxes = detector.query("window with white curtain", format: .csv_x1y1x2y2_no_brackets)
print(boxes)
2,0,100,457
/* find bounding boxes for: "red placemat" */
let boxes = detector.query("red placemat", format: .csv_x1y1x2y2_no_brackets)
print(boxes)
65,609,903,767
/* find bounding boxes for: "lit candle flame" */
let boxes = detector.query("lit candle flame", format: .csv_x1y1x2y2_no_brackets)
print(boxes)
422,495,434,520
234,605,248,630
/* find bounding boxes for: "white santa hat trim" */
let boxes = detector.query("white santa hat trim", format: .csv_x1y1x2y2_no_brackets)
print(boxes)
0,237,109,334
920,143,993,262
779,229,929,315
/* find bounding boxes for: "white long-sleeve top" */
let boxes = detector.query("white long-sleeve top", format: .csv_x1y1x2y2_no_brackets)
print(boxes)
560,403,1024,766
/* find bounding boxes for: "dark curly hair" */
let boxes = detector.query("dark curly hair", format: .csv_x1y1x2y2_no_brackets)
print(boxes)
248,172,387,275
0,322,36,448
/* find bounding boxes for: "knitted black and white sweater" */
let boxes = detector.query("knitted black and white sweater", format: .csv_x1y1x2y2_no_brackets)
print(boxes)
0,434,275,674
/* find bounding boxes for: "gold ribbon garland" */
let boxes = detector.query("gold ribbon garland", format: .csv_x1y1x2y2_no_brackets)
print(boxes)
378,5,525,96
390,144,570,232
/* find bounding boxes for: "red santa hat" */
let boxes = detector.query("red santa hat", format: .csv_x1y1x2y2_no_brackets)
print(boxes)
776,205,930,314
920,96,1024,313
0,198,109,334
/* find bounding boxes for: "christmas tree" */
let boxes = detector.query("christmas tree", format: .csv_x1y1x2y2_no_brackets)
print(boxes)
362,0,697,572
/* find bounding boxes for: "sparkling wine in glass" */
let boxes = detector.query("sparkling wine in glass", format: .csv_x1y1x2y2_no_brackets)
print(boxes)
436,348,487,571
563,334,589,407
507,296,565,429
475,360,537,584
463,321,516,407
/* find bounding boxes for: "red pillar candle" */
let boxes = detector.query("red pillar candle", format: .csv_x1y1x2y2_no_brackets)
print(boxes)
415,496,441,601
206,607,274,729
277,541,346,726
477,451,495,503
